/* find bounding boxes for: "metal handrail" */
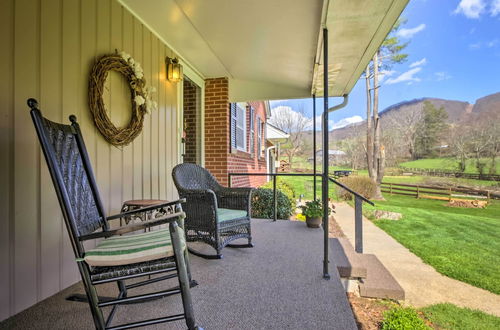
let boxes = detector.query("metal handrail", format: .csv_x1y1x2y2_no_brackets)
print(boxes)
228,172,374,254
328,177,374,205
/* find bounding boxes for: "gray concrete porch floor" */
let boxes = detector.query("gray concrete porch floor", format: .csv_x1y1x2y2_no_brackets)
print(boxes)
0,219,357,330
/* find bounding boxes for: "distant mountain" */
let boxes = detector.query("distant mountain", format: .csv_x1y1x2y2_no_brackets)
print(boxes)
325,92,499,140
471,91,500,116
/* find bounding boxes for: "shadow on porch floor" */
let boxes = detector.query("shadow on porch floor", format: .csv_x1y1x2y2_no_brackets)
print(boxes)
1,219,357,330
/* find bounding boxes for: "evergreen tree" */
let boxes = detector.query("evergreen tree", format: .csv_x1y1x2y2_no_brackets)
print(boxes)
415,101,448,157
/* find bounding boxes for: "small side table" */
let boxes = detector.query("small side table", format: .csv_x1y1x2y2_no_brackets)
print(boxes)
120,199,171,226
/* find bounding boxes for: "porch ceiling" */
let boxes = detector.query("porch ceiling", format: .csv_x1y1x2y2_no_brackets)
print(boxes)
120,0,408,101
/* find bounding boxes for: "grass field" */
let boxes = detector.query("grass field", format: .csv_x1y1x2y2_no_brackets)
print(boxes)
400,157,499,175
276,175,338,201
420,303,500,330
364,194,500,295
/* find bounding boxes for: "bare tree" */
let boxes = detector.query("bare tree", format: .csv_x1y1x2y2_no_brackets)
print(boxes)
468,118,494,176
385,105,423,159
449,123,470,172
365,19,408,199
268,105,311,169
338,134,366,170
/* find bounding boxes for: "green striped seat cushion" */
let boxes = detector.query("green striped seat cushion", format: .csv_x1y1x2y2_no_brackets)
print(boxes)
84,228,184,267
217,208,247,222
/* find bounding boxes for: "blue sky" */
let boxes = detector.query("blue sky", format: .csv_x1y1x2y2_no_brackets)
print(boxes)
269,0,500,130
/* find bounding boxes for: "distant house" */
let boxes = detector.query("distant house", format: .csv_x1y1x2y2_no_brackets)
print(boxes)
309,149,346,162
266,123,290,176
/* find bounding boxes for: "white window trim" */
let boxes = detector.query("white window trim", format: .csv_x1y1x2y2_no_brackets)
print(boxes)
236,103,247,152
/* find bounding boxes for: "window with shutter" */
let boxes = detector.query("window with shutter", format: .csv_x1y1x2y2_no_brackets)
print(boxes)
257,117,262,159
250,107,255,155
236,103,246,151
230,103,237,151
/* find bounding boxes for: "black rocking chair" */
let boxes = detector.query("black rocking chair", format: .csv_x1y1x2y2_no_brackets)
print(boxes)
172,163,254,259
28,99,202,330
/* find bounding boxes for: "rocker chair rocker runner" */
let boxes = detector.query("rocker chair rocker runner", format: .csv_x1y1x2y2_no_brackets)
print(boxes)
172,163,254,259
29,99,202,330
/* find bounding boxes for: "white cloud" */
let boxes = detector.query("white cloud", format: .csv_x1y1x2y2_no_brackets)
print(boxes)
435,72,452,81
469,39,498,50
487,39,498,47
469,42,482,49
331,116,363,130
313,115,334,131
492,0,500,15
312,115,362,130
378,70,396,82
396,23,426,38
409,58,427,68
454,0,486,18
385,67,422,85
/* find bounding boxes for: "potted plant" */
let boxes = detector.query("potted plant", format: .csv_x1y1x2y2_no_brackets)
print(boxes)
300,199,330,228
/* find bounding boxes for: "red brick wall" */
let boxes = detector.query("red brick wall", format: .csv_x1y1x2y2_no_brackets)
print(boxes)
204,77,230,186
183,79,197,163
204,78,268,188
228,101,267,187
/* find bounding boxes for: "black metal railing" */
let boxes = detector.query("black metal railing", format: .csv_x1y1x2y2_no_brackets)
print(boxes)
227,172,373,253
329,177,374,253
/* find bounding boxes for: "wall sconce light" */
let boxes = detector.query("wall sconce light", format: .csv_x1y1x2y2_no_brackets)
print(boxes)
166,57,183,82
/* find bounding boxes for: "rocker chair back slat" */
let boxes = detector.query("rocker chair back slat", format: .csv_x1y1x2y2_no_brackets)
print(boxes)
30,99,107,255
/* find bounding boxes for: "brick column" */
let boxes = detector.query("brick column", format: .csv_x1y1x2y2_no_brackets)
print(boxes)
204,77,230,186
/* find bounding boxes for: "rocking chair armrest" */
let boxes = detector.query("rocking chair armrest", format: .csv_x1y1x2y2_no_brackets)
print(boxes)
217,187,253,211
79,211,185,241
106,198,186,221
218,187,253,199
181,189,218,205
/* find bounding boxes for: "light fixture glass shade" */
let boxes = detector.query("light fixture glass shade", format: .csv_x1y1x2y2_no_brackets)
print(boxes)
166,57,183,82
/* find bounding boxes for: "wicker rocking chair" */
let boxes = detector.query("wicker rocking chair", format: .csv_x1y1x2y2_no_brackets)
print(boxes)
28,99,201,330
172,163,254,259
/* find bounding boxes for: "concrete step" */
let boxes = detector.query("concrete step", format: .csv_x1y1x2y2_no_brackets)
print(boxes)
330,238,367,278
330,237,405,300
359,254,405,301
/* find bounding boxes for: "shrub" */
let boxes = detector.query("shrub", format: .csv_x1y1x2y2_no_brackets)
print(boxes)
261,178,296,207
251,188,293,220
381,307,430,330
336,176,376,201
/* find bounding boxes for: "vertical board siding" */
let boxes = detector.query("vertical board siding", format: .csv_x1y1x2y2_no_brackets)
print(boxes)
142,29,152,200
0,0,180,320
61,0,81,286
0,0,14,321
13,0,40,313
40,0,63,299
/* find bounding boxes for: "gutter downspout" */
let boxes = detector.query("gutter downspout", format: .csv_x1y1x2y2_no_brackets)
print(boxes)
266,145,276,181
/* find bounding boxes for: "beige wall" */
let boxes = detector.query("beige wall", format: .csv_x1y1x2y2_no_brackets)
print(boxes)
0,0,181,320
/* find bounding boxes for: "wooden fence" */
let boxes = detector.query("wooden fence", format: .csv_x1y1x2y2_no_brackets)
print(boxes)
381,182,499,201
399,167,500,182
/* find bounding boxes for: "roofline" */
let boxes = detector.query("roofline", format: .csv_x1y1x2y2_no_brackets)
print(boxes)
266,122,289,136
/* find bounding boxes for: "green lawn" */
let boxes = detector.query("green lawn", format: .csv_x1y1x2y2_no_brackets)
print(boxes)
421,303,500,330
364,194,500,294
275,175,338,201
400,158,499,175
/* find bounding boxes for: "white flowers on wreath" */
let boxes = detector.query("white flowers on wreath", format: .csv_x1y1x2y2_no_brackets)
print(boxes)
119,51,158,113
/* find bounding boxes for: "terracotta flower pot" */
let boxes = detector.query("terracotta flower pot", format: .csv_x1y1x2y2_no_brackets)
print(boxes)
306,216,322,228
